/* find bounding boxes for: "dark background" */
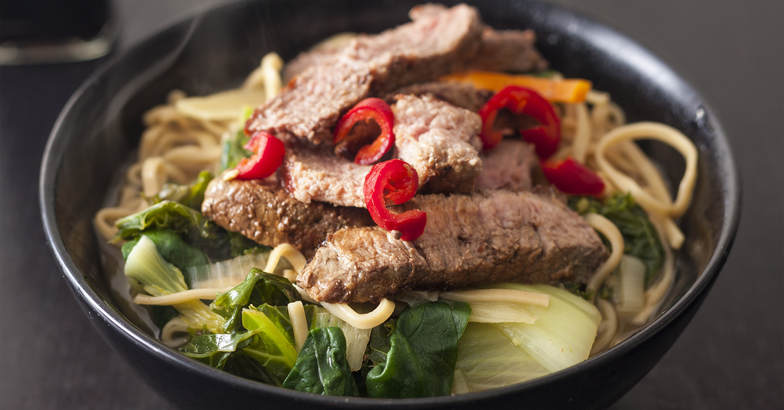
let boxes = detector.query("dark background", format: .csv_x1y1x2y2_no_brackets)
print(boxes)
0,0,781,408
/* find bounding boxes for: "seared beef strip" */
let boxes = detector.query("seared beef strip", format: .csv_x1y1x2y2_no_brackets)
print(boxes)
279,142,370,208
298,189,609,303
247,4,483,144
410,4,548,73
384,82,492,112
201,176,372,258
475,139,538,191
471,27,549,73
280,94,485,207
392,94,483,194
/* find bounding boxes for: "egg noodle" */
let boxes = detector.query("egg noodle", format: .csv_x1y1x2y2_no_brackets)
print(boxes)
96,43,697,354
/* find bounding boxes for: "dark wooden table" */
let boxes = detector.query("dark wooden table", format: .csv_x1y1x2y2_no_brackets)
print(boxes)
1,0,781,408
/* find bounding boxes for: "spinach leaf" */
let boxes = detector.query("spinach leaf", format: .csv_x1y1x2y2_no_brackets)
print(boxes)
365,301,471,398
365,320,395,368
121,230,208,275
242,306,299,384
115,200,264,262
569,193,664,284
221,129,253,171
282,327,360,397
150,170,214,210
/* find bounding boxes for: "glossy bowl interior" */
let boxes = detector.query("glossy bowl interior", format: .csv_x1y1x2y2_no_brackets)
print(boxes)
40,0,740,409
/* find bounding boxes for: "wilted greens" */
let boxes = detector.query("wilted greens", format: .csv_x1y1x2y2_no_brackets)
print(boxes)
570,193,664,284
365,301,471,398
149,170,214,210
283,327,360,396
115,200,265,262
124,236,225,332
221,128,253,171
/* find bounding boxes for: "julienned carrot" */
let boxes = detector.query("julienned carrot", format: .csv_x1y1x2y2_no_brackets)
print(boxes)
440,71,592,103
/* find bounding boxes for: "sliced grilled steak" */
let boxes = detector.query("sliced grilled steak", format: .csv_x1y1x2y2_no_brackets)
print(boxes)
298,189,608,303
282,47,339,84
475,139,538,191
392,94,483,193
201,176,373,258
470,27,548,73
279,142,370,208
384,82,492,112
247,4,483,144
410,4,548,73
282,33,356,83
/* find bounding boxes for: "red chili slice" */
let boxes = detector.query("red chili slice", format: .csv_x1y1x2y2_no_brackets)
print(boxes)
333,98,395,165
478,85,561,159
541,157,605,196
235,131,285,180
363,159,427,241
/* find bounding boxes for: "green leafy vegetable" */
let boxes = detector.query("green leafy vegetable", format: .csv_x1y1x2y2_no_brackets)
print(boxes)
124,235,188,295
569,193,664,284
210,268,300,332
115,200,264,262
121,230,208,285
150,305,180,329
124,236,225,332
242,307,299,384
365,301,471,398
223,350,279,385
564,283,595,301
180,329,258,368
282,327,360,396
150,170,214,209
365,320,395,368
221,129,253,171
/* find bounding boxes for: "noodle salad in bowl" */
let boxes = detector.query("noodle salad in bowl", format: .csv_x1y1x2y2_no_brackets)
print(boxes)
89,2,703,399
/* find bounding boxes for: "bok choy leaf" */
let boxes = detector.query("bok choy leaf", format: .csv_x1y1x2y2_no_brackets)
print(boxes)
121,230,208,285
115,200,266,262
241,306,299,384
211,268,300,332
454,323,550,393
493,284,599,373
125,235,225,332
179,330,258,369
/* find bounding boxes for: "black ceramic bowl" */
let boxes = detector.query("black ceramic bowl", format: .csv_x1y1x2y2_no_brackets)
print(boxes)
40,0,740,409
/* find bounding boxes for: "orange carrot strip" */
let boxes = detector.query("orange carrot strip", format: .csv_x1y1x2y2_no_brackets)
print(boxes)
440,71,592,103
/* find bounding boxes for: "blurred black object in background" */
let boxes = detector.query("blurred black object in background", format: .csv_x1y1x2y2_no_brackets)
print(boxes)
0,0,116,64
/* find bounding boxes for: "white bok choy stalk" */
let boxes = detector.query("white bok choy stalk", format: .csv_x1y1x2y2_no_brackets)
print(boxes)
492,284,600,373
184,251,271,289
614,255,646,317
310,308,372,371
125,236,225,333
453,323,550,393
441,288,550,324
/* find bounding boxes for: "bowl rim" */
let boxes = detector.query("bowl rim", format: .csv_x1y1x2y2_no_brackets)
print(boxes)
39,0,741,406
